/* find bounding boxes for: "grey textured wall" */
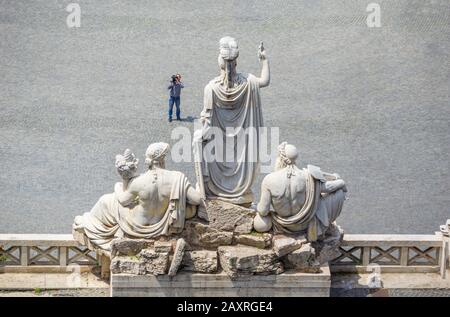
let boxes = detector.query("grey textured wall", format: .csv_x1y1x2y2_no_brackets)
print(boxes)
0,0,449,234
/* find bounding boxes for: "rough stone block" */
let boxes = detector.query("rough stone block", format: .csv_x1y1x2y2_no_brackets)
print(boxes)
110,248,170,276
315,245,342,265
154,241,173,253
110,256,147,275
110,238,153,257
181,250,218,273
182,219,233,249
138,249,169,275
282,243,321,273
218,245,284,278
233,233,272,249
168,238,186,276
198,200,256,234
313,223,344,264
272,235,306,257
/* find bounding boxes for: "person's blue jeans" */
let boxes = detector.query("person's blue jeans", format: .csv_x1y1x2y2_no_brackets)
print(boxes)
168,96,181,120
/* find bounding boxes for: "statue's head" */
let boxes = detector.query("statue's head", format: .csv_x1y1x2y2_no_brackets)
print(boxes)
275,142,299,171
218,37,239,88
115,149,139,179
218,36,239,65
145,142,170,169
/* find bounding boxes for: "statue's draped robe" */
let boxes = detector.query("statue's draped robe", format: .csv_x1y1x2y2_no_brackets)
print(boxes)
199,73,263,204
73,172,190,251
271,169,345,241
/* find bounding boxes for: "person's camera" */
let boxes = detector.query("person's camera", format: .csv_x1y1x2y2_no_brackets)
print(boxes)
171,75,177,83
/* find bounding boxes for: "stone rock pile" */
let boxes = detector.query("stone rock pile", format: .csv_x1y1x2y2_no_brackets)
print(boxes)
110,200,343,278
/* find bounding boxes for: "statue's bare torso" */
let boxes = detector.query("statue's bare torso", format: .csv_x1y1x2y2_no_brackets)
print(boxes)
260,166,307,217
122,169,200,226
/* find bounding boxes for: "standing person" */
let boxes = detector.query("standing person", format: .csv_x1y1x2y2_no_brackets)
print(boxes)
167,74,184,122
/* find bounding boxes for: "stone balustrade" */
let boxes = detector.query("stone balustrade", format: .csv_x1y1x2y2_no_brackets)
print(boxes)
0,234,98,273
331,233,448,278
1,233,448,278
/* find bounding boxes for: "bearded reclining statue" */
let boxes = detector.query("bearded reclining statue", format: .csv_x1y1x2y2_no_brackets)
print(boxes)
73,142,202,252
253,142,348,261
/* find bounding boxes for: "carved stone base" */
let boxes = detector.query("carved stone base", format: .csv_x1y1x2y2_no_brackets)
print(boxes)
88,200,344,280
111,266,331,297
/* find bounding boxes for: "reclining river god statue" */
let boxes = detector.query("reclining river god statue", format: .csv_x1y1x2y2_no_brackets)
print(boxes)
73,143,202,252
253,142,348,243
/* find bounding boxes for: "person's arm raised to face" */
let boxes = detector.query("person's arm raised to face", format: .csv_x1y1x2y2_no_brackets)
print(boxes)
256,42,270,88
176,75,183,87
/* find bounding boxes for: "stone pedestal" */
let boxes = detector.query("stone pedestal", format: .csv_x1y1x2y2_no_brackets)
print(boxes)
110,265,331,297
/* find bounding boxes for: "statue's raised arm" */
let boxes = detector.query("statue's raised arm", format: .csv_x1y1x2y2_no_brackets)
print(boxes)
257,42,270,88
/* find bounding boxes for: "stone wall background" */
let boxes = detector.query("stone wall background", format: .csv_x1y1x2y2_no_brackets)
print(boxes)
0,0,448,234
